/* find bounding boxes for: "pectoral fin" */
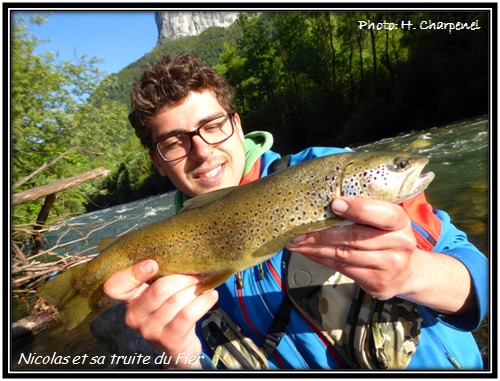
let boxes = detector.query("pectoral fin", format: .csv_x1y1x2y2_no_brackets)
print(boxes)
289,218,344,235
199,271,234,291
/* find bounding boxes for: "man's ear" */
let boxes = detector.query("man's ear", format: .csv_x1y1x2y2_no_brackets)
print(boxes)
149,149,168,177
232,113,245,140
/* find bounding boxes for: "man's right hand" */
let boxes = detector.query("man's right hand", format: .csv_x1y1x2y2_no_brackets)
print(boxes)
103,259,219,369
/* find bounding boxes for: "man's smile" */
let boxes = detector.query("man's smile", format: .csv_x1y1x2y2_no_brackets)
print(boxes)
193,163,225,184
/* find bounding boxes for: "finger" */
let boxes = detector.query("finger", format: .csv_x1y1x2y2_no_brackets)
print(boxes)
103,259,159,302
291,243,382,268
141,289,219,347
302,251,360,271
126,274,205,327
288,224,394,251
163,289,219,342
331,197,410,231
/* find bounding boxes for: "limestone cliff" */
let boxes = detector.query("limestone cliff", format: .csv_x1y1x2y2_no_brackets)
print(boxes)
155,11,239,43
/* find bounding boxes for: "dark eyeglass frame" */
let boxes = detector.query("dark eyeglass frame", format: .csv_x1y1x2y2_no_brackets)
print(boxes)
154,113,235,162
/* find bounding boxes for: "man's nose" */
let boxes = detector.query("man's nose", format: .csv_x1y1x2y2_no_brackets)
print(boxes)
189,134,214,161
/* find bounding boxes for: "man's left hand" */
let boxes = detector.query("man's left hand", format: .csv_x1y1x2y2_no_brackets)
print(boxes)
286,197,418,300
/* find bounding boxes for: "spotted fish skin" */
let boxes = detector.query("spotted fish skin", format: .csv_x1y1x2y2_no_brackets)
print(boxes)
37,151,434,329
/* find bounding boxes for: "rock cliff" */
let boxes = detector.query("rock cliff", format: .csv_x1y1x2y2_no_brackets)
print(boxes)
155,11,239,43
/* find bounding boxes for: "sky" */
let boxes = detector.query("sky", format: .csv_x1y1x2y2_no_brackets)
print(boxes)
13,4,496,76
16,10,158,75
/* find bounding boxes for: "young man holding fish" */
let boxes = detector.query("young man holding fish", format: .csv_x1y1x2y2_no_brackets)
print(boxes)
102,53,488,370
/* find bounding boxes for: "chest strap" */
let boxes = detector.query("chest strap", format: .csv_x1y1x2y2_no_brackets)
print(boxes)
260,294,294,357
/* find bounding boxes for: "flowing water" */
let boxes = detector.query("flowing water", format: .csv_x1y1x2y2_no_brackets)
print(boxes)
11,117,490,371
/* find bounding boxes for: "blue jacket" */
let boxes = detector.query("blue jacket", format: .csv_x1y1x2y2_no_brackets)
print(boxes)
197,146,488,370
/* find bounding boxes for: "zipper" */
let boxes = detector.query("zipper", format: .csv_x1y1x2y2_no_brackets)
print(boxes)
426,327,462,369
235,262,289,368
255,260,290,368
236,273,264,339
411,221,438,251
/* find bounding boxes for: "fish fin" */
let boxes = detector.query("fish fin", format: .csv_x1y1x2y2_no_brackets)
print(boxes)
37,269,76,307
59,293,95,330
97,236,119,252
37,267,101,330
199,271,234,291
179,187,237,212
289,218,343,235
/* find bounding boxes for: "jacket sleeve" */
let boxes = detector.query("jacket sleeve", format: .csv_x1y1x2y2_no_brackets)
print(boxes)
427,209,489,331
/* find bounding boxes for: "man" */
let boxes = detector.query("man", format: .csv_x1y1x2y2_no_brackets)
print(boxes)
103,53,488,369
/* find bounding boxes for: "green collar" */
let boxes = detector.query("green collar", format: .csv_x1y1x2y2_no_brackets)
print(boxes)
174,131,274,213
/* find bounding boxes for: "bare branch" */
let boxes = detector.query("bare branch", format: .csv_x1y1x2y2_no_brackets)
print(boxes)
12,167,110,205
11,218,139,294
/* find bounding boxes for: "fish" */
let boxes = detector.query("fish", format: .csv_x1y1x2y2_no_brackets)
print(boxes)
37,151,434,329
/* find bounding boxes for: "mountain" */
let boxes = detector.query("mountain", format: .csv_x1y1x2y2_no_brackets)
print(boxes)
155,11,239,43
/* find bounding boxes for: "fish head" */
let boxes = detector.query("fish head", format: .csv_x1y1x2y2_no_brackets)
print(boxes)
338,152,435,203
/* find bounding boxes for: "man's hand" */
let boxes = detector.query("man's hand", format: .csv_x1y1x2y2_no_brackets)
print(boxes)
286,197,474,314
287,197,416,300
103,260,219,369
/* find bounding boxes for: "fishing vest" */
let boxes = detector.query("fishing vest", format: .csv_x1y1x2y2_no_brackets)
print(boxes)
202,155,443,370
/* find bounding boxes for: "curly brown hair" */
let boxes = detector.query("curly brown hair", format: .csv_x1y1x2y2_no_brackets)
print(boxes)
129,53,237,149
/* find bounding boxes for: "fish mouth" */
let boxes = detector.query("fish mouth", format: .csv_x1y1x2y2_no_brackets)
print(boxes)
396,166,435,203
413,170,435,193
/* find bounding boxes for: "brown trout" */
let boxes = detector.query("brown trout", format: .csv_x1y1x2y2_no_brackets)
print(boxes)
37,151,434,329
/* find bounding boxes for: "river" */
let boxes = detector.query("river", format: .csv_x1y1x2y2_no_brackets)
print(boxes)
11,117,490,371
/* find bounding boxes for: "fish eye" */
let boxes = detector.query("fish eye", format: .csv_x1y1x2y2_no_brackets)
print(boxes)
393,157,409,171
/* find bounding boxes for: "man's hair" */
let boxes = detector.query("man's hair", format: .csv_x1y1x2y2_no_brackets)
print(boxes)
129,53,236,149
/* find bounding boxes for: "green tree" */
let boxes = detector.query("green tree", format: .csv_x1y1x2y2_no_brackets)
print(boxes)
11,14,129,225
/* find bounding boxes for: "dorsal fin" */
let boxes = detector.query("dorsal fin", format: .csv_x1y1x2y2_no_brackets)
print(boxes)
179,186,237,213
97,236,120,252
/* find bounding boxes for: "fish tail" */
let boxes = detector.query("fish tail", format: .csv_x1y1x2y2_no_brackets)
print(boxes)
37,267,101,330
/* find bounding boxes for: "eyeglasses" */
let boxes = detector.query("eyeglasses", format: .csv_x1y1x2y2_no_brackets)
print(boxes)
154,113,235,162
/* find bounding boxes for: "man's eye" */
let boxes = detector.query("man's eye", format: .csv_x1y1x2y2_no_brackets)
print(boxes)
204,124,222,132
161,137,182,148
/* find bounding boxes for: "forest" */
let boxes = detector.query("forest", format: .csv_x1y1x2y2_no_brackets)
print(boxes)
11,11,489,246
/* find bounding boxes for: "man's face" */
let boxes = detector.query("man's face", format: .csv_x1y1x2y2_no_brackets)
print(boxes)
149,90,246,198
